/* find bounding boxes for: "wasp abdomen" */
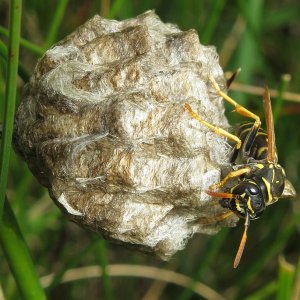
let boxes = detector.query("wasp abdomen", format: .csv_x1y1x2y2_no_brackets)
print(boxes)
232,122,268,162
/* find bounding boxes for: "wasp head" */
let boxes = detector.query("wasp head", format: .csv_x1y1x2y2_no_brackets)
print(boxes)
220,180,266,220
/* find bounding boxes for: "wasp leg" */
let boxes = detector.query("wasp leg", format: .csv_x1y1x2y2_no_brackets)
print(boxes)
198,211,234,225
209,167,251,190
184,103,242,149
209,76,261,129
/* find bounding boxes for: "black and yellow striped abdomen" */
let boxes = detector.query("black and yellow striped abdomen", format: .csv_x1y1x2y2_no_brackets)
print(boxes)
231,122,269,163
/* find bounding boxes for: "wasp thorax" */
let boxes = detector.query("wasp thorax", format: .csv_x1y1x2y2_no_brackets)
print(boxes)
13,11,238,259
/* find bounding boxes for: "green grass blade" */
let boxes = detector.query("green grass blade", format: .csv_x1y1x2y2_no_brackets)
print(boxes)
107,0,125,19
96,239,114,300
47,238,98,290
0,39,30,83
243,281,277,300
0,39,8,61
235,212,297,296
233,0,264,104
273,74,291,123
0,25,44,56
44,0,69,49
292,257,300,300
263,6,300,30
277,256,295,300
179,229,229,300
0,0,22,217
200,0,227,44
0,198,47,300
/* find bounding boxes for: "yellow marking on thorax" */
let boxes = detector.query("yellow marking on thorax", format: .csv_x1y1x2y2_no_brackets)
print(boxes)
268,164,275,182
262,177,273,203
257,147,267,157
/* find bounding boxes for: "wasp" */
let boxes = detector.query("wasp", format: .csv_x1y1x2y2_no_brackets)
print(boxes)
184,74,296,268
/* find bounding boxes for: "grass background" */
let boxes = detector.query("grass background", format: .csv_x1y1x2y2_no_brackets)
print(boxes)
1,0,300,299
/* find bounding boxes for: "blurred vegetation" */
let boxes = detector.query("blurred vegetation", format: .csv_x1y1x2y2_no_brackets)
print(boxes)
0,0,300,299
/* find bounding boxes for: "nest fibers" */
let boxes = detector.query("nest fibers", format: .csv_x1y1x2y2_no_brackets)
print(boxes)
14,10,238,259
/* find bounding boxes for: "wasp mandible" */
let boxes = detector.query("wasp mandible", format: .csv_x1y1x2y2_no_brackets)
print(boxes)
184,74,296,268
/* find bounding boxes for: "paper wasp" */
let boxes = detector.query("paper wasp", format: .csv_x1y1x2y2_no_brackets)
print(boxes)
184,74,296,268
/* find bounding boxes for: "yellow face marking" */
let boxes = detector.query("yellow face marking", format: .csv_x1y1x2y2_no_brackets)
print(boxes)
235,193,246,213
247,198,254,214
262,177,273,203
256,164,264,169
236,200,242,212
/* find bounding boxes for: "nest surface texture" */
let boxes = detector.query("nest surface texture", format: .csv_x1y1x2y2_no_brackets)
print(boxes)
14,11,237,259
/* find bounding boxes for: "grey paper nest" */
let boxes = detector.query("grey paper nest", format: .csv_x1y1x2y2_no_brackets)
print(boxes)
14,10,238,259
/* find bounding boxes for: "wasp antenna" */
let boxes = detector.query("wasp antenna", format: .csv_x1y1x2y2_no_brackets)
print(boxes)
233,213,250,268
206,190,234,199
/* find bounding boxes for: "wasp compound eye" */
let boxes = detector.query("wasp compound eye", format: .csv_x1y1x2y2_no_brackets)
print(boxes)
13,11,237,260
248,185,259,195
251,195,265,212
245,183,265,217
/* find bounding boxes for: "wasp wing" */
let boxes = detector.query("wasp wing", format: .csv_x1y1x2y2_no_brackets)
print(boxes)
263,86,276,163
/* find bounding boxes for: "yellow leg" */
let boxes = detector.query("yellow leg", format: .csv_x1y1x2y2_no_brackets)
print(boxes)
198,211,234,225
209,75,261,128
209,167,251,190
184,103,242,149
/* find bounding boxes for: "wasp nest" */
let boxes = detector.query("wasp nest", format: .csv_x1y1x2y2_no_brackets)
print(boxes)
14,10,238,259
